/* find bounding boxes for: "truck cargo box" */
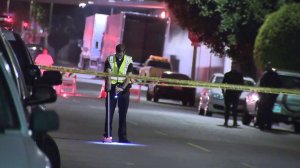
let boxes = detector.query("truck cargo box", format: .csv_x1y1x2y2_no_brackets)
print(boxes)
101,12,168,65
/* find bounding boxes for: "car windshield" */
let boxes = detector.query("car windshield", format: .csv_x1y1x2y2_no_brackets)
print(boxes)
214,76,254,86
280,75,300,89
147,60,171,69
0,55,20,130
244,80,255,86
215,76,223,83
162,73,190,80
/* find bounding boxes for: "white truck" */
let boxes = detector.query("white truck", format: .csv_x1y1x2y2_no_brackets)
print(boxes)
100,12,168,64
81,14,108,70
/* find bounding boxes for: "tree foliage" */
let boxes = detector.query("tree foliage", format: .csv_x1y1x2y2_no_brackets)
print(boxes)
163,0,296,78
31,0,45,25
254,4,300,72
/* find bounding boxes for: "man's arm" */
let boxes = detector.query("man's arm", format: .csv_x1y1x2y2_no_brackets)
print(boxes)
222,73,228,94
104,59,112,91
118,61,133,91
121,71,132,89
105,68,112,92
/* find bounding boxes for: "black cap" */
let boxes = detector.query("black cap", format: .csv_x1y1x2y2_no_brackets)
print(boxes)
116,44,125,53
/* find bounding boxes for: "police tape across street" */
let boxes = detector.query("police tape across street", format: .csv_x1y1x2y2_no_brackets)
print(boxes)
39,65,300,96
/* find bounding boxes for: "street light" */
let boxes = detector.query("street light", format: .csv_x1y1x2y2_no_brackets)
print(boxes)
87,1,94,4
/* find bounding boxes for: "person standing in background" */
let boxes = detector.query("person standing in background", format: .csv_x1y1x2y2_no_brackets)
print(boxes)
222,63,244,127
256,62,281,130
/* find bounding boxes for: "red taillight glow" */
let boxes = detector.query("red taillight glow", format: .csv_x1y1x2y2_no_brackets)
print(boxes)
4,17,13,23
22,21,29,28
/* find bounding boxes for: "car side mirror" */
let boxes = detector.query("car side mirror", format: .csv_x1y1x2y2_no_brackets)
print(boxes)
26,85,57,106
26,65,41,85
38,70,62,86
30,108,59,133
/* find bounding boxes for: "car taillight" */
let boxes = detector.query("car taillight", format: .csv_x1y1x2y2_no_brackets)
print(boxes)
5,17,13,23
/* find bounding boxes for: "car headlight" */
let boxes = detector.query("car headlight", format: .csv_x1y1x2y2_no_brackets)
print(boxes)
212,93,224,100
246,93,259,103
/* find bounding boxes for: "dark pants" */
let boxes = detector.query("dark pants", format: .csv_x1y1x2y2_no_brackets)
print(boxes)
224,93,240,124
257,94,277,130
104,89,130,139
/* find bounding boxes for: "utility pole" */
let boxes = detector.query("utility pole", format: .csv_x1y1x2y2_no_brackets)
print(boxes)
29,0,34,19
191,46,198,80
6,0,10,13
188,31,202,80
49,1,54,29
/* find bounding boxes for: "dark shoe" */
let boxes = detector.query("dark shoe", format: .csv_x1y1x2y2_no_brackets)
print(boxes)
233,124,239,127
223,122,228,127
259,125,265,130
119,138,131,143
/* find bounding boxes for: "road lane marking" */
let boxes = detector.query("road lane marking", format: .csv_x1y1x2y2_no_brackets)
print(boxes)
240,162,256,168
154,130,168,136
128,120,138,126
187,142,211,152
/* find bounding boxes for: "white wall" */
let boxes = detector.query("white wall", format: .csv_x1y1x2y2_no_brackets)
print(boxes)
163,23,225,82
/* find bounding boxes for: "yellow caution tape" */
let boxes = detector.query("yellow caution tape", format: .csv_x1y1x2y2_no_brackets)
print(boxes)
40,65,300,95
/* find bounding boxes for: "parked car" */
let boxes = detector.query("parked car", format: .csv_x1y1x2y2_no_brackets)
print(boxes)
0,35,58,168
139,55,172,78
27,44,43,61
147,71,196,106
199,73,256,116
1,29,62,167
0,15,13,30
244,70,300,133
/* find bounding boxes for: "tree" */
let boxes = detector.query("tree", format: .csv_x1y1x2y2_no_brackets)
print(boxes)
163,0,292,79
254,3,300,72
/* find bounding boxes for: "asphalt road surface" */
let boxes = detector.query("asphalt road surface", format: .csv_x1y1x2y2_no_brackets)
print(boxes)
47,82,300,168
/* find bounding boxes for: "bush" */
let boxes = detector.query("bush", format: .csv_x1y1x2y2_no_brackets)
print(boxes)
254,4,300,71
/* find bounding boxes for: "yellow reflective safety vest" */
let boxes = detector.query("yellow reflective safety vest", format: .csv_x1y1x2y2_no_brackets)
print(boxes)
108,54,133,84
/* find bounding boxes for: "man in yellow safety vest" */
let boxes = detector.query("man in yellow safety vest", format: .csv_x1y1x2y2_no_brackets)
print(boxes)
103,44,133,143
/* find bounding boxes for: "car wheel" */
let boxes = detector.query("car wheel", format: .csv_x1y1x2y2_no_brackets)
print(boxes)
34,133,61,168
153,87,159,102
146,90,152,101
206,110,213,116
294,122,300,133
153,95,159,102
189,99,195,107
199,108,205,115
242,111,251,126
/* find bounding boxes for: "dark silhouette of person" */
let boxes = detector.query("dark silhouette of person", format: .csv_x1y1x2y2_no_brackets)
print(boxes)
222,63,244,127
256,62,281,130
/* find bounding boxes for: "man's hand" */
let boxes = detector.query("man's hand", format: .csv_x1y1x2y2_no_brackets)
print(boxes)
116,86,124,94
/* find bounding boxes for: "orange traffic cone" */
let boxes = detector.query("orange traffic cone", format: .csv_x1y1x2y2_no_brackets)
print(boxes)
98,83,107,99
